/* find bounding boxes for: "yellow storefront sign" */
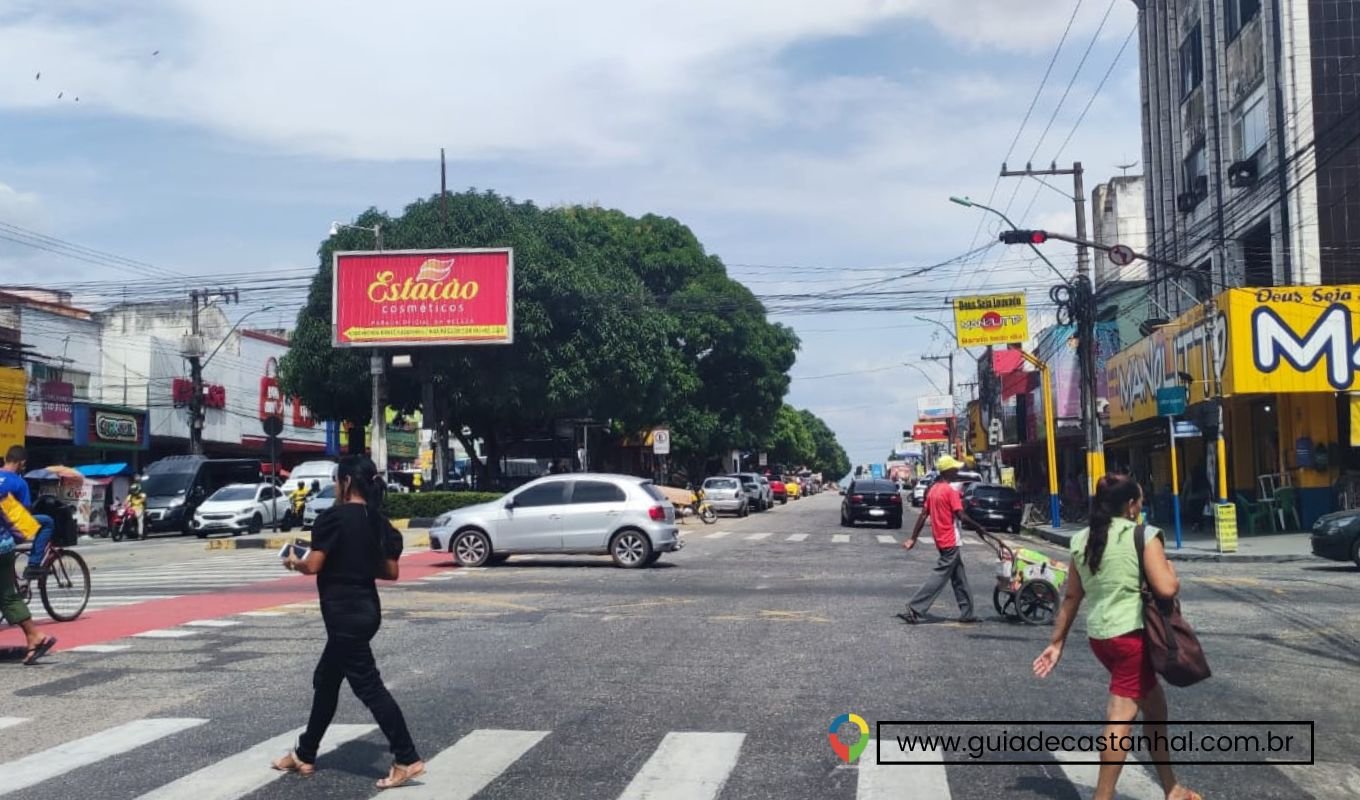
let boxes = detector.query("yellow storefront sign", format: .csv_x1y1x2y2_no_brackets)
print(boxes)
1106,285,1360,426
0,367,24,452
1214,502,1238,553
953,292,1028,348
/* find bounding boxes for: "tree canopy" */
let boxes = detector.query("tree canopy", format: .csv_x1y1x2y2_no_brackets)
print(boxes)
279,190,844,480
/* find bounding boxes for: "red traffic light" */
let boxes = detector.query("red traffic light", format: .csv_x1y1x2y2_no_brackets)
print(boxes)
999,229,1049,245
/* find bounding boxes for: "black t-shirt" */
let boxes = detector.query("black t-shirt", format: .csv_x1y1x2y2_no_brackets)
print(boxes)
310,503,397,601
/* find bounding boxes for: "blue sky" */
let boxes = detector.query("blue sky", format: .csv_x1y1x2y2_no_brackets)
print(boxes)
0,0,1142,468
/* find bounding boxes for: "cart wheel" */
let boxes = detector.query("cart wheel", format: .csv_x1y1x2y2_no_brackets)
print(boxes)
1017,579,1059,625
992,586,1018,618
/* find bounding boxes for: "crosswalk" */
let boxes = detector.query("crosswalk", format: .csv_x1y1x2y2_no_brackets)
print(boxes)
0,718,1343,799
694,531,988,548
77,552,296,615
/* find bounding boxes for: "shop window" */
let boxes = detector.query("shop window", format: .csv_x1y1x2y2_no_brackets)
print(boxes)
1182,145,1208,200
1191,259,1214,301
1241,221,1273,287
1232,87,1268,161
1180,23,1203,99
1227,0,1260,41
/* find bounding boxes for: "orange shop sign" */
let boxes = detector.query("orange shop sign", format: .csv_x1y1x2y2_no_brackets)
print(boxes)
913,421,950,442
332,248,514,347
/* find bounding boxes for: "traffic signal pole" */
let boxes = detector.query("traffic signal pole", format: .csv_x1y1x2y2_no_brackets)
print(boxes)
999,162,1104,499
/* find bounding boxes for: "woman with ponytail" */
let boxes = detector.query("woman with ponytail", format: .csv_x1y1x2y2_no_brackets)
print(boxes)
273,455,425,789
1033,474,1200,800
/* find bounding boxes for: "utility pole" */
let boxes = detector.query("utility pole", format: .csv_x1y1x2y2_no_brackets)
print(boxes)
1000,160,1104,496
922,353,955,454
186,289,238,456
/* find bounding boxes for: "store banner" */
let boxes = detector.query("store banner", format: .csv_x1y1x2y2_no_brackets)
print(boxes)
1106,285,1360,427
952,292,1028,347
0,367,23,450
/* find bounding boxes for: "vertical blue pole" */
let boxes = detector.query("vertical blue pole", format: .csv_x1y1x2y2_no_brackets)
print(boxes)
1049,493,1061,529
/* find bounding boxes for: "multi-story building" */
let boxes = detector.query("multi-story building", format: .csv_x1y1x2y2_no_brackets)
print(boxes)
1103,0,1360,530
1133,0,1359,309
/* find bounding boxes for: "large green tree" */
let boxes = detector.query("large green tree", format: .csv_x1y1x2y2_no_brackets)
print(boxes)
279,191,798,481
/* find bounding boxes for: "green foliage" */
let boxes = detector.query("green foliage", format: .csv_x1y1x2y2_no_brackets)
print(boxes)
383,491,503,519
280,190,801,478
797,408,851,478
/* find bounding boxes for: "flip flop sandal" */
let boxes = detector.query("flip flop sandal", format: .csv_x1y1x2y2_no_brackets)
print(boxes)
22,636,56,666
376,761,425,790
271,751,315,777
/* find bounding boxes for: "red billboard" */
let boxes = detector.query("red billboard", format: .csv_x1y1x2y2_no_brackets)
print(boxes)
912,422,950,442
332,248,513,347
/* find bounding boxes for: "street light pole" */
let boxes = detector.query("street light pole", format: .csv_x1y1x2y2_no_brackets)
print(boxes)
330,221,387,472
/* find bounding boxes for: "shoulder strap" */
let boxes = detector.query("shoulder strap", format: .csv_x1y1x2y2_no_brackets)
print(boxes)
1134,523,1147,586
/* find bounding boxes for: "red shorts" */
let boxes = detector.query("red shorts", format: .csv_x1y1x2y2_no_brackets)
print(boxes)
1088,631,1157,699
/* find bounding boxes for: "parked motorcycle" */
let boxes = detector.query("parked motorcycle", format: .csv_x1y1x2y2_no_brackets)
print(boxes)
677,490,718,525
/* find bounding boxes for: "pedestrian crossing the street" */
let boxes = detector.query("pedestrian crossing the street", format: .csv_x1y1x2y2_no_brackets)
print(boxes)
0,718,1340,799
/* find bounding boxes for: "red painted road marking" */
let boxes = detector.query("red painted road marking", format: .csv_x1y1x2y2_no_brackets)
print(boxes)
27,551,455,652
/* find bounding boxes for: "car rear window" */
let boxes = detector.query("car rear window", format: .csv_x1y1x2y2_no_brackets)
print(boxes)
571,481,627,504
704,478,739,490
641,482,668,502
973,486,1019,501
854,480,896,492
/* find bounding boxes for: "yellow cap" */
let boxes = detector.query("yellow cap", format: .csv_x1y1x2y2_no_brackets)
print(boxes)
935,454,964,472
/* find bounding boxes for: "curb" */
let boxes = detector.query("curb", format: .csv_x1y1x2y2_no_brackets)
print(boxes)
205,531,431,551
1021,527,1321,564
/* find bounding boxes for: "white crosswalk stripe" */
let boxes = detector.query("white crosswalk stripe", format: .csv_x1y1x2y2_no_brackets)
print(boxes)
68,644,132,653
134,724,375,800
1055,751,1165,800
381,729,549,800
617,732,745,800
0,717,207,796
705,531,731,539
0,720,1345,798
857,741,949,799
786,533,809,542
744,533,771,540
876,534,897,544
832,534,851,543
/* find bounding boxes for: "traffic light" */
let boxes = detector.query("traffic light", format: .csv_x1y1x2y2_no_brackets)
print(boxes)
999,229,1048,245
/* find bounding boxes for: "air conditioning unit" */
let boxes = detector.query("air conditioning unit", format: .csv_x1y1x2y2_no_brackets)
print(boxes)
1176,192,1200,214
1193,175,1209,198
1228,157,1258,187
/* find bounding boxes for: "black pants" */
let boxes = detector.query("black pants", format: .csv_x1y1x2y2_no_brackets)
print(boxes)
297,600,419,765
907,546,975,619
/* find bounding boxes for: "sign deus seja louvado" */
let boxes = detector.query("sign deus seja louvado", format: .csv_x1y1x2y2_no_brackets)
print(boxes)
332,248,514,347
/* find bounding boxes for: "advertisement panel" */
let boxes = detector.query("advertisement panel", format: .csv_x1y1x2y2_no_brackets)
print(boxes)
912,421,949,442
916,395,954,420
0,367,23,450
953,292,1029,347
333,248,514,347
1104,286,1360,427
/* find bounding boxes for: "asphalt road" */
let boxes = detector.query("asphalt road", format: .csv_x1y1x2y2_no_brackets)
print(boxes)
2,492,1358,799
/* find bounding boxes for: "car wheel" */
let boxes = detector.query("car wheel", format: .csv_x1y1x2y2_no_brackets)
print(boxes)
248,514,262,535
452,529,492,567
840,511,852,528
889,515,903,529
739,503,749,518
1351,537,1360,569
611,529,653,569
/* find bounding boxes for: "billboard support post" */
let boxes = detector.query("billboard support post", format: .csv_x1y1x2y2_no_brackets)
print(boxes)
370,353,387,473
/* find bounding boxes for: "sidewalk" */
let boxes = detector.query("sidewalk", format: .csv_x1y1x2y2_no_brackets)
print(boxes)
1025,523,1321,563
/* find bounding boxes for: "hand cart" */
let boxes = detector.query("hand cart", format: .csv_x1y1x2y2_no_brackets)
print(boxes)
975,529,1068,625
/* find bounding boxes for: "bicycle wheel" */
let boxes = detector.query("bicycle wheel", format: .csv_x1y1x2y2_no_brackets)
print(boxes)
699,505,718,524
40,550,91,622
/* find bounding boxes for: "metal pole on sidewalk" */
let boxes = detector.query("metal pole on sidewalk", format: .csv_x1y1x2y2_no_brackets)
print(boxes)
1169,415,1183,549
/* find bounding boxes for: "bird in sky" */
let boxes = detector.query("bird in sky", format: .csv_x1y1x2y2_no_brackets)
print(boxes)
57,92,63,99
152,50,160,56
34,72,40,80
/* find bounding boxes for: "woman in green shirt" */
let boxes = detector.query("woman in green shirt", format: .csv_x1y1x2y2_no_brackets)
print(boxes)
1033,474,1201,800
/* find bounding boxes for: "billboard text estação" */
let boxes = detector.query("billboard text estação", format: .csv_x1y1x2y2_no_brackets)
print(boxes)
333,248,514,347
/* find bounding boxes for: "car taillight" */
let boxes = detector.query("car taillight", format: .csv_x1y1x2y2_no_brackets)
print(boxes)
1013,501,1023,510
890,494,902,504
851,494,863,503
648,505,666,521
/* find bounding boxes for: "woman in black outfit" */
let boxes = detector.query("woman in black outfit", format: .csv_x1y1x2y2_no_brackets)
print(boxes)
271,455,425,789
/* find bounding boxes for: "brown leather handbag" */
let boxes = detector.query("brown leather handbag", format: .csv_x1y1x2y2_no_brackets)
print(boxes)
1134,526,1212,687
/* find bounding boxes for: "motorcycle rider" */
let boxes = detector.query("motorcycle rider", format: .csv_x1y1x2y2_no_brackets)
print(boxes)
128,481,147,539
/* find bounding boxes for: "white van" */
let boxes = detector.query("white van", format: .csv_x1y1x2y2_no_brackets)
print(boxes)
288,460,337,493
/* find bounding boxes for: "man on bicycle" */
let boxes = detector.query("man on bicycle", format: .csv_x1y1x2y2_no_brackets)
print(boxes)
1,447,53,579
0,445,57,664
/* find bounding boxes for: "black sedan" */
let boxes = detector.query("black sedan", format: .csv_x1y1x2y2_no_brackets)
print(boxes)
1311,509,1360,567
962,483,1023,533
840,479,903,528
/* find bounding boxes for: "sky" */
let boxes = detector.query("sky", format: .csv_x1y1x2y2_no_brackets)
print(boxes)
0,0,1144,469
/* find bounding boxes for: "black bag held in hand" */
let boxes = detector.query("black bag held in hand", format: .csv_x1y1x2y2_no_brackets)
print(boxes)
1134,525,1211,687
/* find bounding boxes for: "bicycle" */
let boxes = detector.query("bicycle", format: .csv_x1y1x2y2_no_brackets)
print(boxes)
12,540,91,622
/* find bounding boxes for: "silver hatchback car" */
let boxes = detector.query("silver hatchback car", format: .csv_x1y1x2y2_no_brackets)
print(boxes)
429,473,683,568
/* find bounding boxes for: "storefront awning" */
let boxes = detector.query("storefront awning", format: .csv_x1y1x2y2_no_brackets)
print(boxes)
76,462,134,478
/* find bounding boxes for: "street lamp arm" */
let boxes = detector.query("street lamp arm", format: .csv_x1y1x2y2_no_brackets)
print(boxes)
901,362,945,395
948,196,1070,287
203,306,276,370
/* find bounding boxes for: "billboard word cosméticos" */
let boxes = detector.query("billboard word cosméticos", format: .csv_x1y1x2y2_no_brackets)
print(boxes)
333,248,514,347
953,292,1028,348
